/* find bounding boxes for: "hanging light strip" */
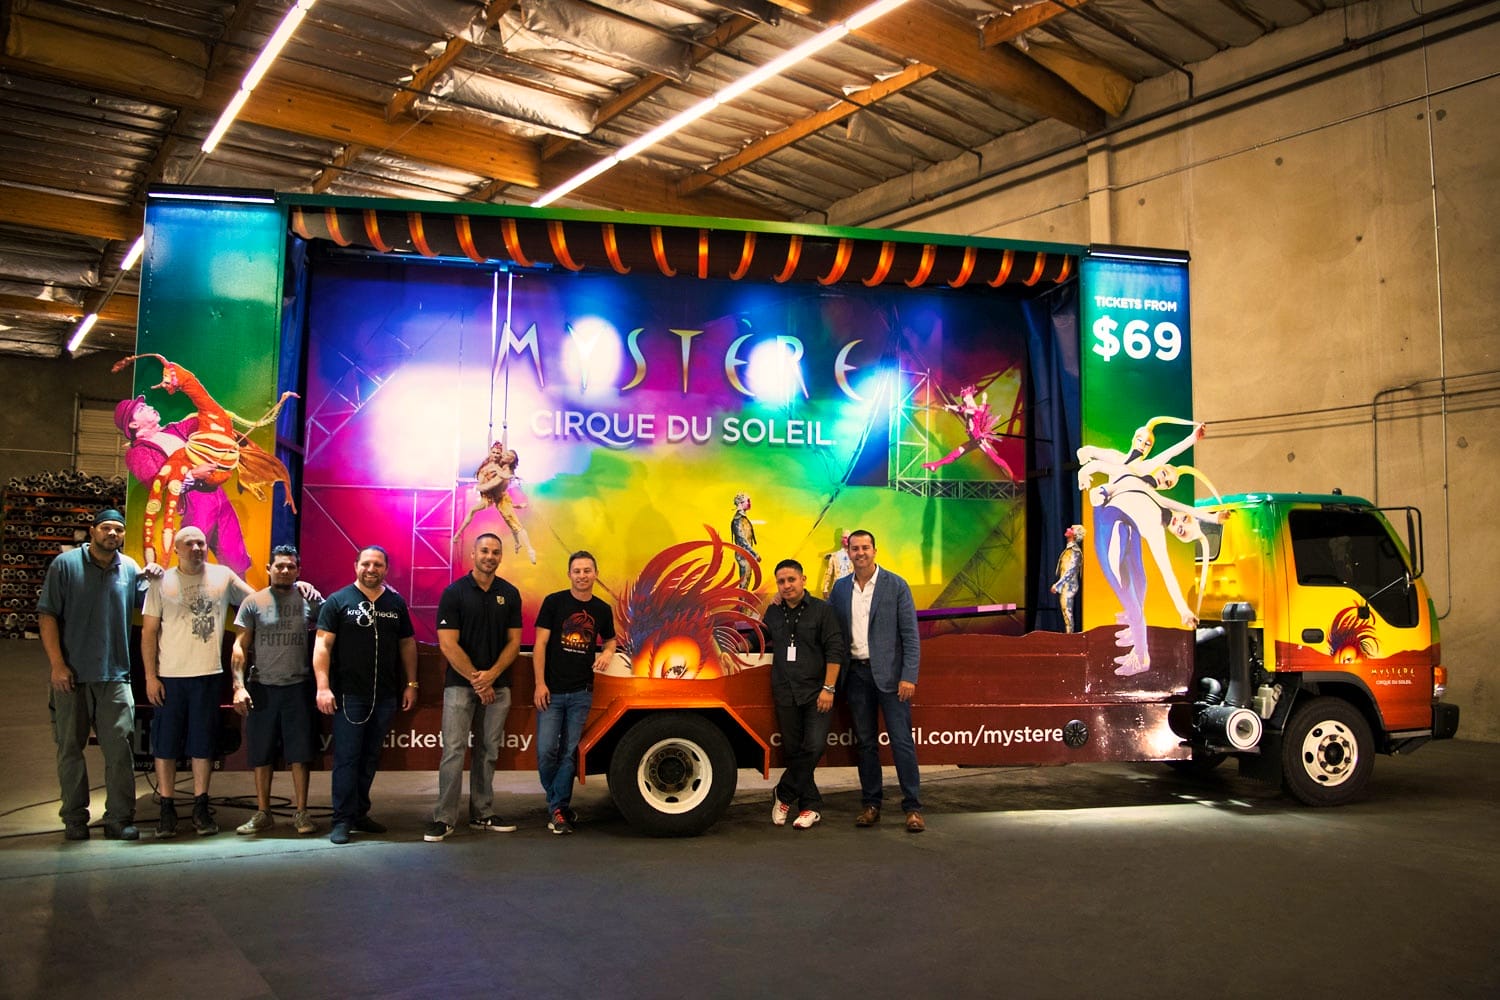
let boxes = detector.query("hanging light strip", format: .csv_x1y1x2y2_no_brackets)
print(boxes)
532,0,912,208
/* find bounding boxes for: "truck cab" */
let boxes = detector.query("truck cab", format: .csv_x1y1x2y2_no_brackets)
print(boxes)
1193,492,1458,804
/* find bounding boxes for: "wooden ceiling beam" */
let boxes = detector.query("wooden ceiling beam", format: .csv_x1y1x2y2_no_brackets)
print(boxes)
677,62,937,195
310,144,366,194
0,186,138,241
386,0,518,122
784,0,1104,131
0,292,137,324
539,150,785,220
979,0,1092,47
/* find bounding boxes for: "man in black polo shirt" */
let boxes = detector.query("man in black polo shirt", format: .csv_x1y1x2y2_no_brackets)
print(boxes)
424,533,523,841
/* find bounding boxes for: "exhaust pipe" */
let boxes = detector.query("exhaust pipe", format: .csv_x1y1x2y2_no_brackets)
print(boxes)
1193,602,1263,751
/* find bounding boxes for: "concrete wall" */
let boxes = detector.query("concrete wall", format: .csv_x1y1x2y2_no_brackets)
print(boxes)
825,0,1498,739
0,352,130,486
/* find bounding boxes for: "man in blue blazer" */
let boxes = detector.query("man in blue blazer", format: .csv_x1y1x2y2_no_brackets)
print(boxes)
829,529,924,832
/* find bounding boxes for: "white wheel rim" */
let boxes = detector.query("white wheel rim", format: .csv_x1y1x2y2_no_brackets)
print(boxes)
1299,718,1359,787
635,737,714,815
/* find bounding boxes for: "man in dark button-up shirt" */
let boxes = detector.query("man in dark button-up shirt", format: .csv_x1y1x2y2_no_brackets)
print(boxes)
763,558,844,830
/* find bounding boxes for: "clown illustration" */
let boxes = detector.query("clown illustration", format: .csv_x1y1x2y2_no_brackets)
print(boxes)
1050,524,1085,633
455,436,536,563
113,353,296,571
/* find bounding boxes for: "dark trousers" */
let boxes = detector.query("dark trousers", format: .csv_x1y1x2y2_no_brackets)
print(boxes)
330,695,398,825
774,698,834,811
846,663,922,812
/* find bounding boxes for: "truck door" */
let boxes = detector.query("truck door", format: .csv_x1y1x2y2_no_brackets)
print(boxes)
1282,506,1433,731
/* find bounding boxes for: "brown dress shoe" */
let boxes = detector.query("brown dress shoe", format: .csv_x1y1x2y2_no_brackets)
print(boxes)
855,805,880,827
905,811,925,833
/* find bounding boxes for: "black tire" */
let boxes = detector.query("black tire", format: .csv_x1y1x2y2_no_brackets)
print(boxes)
1280,696,1374,806
607,712,737,837
1167,750,1228,777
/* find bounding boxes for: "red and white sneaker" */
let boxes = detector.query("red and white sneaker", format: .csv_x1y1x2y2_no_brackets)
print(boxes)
792,809,821,830
771,795,791,827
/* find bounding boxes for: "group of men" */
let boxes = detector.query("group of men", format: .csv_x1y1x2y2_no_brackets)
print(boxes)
39,506,923,843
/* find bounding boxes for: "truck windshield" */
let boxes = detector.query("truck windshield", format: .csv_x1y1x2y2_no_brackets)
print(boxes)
1288,509,1418,627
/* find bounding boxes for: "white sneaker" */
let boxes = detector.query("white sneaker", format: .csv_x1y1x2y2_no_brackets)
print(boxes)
235,810,273,835
792,809,821,829
293,810,317,835
771,795,790,826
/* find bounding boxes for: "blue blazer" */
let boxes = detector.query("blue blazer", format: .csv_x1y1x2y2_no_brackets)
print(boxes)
830,567,920,693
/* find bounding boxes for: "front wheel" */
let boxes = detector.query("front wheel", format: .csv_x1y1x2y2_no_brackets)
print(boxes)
1280,697,1374,806
608,712,737,837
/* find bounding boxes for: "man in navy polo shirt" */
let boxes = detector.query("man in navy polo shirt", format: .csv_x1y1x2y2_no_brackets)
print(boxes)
37,508,157,842
424,532,523,842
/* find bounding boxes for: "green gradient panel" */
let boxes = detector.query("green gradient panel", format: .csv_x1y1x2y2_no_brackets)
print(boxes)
124,198,286,588
1078,256,1194,631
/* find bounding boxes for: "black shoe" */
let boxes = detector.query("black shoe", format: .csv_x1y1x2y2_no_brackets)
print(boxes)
157,799,178,839
103,822,139,841
424,821,455,842
329,822,351,845
64,822,90,841
192,794,219,836
547,808,574,835
470,815,517,833
350,815,387,834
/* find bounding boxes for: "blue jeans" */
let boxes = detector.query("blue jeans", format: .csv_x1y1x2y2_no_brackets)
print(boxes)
536,689,591,813
846,663,922,812
330,695,399,825
434,685,511,825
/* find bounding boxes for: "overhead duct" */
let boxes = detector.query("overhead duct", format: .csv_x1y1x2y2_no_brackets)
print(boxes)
521,0,695,83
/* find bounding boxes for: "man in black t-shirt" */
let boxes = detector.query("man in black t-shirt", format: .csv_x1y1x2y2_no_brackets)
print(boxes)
313,545,417,845
424,533,523,842
532,550,616,835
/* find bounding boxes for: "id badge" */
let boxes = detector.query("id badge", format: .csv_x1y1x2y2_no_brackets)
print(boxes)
786,644,797,662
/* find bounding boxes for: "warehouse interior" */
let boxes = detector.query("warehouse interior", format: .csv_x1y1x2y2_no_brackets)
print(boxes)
0,1,1495,996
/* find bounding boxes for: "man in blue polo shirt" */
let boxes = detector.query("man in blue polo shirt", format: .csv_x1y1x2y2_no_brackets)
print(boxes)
37,508,155,842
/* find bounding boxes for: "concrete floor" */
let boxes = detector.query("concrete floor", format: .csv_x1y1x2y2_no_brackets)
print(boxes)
2,636,1497,1000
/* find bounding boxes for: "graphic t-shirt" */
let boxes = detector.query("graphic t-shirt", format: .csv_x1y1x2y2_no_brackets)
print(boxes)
316,584,415,701
235,587,322,686
144,564,251,678
535,590,614,694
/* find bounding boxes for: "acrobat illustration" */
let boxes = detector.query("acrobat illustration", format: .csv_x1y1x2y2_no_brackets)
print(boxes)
820,529,853,599
1050,524,1085,633
730,492,760,591
455,436,536,564
1076,417,1226,676
922,382,1016,480
112,353,297,571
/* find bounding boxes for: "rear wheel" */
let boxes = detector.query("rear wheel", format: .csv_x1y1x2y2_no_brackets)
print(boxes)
608,712,737,837
1280,697,1374,806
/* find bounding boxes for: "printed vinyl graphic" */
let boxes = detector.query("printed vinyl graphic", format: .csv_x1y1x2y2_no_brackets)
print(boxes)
113,353,297,573
1076,417,1224,675
612,528,764,679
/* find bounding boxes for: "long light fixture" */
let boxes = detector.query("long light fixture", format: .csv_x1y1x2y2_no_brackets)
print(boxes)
532,0,912,208
70,0,318,354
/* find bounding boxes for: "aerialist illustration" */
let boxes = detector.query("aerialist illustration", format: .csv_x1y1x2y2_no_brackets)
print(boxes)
454,435,536,564
112,353,297,570
820,529,853,599
1077,417,1225,676
730,492,760,591
1050,524,1085,633
922,382,1017,480
614,527,765,679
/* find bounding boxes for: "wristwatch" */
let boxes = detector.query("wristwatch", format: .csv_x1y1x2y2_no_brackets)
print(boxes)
821,684,836,693
407,681,420,689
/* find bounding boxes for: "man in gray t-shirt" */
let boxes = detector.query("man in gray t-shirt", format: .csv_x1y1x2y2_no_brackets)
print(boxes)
230,545,323,836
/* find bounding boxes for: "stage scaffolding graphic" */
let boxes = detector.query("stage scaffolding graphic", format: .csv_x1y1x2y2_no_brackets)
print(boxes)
891,368,1026,613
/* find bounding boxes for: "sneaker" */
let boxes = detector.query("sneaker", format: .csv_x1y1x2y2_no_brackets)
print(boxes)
470,815,517,833
792,809,821,830
424,821,456,842
157,799,178,839
547,808,574,835
771,795,791,827
192,794,219,836
329,822,351,845
350,815,387,834
293,810,317,835
103,822,139,841
562,806,578,826
64,822,90,841
236,810,274,836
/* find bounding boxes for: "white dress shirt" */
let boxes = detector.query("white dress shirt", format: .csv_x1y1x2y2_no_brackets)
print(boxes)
848,566,878,659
